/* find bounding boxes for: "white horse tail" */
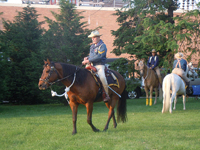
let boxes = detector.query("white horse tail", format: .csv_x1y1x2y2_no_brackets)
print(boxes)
162,75,171,113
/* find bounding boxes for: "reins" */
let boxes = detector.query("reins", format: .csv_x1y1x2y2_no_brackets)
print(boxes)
42,63,83,104
139,65,149,81
40,64,83,86
51,71,77,104
50,67,78,85
143,66,149,80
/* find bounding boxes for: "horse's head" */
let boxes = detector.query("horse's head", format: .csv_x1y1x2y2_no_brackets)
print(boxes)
138,60,145,77
38,59,59,90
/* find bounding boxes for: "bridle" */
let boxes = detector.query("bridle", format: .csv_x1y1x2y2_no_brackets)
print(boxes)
39,65,59,85
139,64,149,81
39,64,81,86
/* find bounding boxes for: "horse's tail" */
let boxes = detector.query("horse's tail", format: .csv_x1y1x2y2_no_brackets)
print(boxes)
162,75,171,113
117,86,128,123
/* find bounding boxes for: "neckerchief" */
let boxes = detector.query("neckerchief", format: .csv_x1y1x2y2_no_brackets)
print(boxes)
91,40,104,50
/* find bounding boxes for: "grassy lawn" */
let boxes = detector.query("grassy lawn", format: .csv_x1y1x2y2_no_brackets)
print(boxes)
0,97,200,150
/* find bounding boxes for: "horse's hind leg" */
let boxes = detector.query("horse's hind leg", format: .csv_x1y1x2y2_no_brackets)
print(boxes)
170,93,176,113
103,99,117,131
86,103,100,132
173,95,177,110
103,106,114,131
162,91,165,113
112,110,117,128
154,87,158,105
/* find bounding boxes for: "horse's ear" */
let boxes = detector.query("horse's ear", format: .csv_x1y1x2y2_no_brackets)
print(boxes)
44,60,47,64
47,59,51,65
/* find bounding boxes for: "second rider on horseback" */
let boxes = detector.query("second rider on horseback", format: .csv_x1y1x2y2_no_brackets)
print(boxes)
147,49,163,87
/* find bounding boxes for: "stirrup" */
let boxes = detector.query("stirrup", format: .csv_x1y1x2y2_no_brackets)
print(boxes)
103,95,110,102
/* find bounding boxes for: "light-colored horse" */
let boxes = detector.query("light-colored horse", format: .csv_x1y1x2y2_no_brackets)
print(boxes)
138,60,162,106
162,73,186,113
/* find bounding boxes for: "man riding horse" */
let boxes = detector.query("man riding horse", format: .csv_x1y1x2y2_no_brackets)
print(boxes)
147,49,162,87
82,30,110,102
172,52,191,93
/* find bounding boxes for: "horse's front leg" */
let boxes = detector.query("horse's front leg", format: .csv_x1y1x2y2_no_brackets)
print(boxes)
144,86,149,106
149,86,154,106
86,103,100,132
69,102,79,135
154,87,158,105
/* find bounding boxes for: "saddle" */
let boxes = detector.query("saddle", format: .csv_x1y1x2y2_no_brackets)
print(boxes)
85,64,119,88
176,74,192,94
176,75,187,87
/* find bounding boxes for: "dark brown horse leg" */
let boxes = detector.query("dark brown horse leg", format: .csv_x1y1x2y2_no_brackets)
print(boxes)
103,109,114,131
86,103,100,132
69,102,79,135
112,110,117,128
104,102,117,129
103,102,115,131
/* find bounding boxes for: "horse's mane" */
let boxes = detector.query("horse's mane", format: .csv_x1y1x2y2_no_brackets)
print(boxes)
53,62,88,86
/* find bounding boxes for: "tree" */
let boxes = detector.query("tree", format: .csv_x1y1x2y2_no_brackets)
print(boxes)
112,0,200,74
39,0,101,102
0,6,45,104
41,0,97,65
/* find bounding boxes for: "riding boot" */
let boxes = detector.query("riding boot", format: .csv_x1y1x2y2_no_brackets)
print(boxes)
102,88,110,102
186,81,192,95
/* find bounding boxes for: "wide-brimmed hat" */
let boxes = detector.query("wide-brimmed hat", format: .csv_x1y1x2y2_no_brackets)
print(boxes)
88,30,102,38
175,52,184,59
151,49,156,53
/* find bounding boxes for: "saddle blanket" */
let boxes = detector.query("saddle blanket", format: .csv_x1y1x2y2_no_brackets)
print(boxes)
89,70,120,88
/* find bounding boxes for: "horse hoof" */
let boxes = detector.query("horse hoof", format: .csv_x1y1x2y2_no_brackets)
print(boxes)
72,131,77,135
93,129,100,132
103,128,108,132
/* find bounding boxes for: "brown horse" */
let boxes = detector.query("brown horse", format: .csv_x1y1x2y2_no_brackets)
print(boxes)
138,60,162,106
38,59,127,135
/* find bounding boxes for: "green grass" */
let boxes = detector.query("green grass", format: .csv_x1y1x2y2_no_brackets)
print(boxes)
0,98,200,150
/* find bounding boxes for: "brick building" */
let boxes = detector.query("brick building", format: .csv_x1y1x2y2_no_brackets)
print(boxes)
0,3,199,65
